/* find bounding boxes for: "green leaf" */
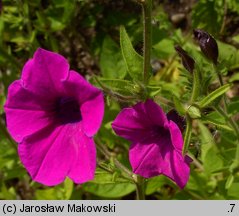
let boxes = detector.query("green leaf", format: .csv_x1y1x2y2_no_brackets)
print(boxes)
82,168,135,198
218,41,239,69
35,188,58,200
227,183,239,198
94,77,135,96
100,36,127,79
147,85,162,97
173,97,186,115
228,100,239,116
83,182,135,198
91,168,129,184
152,38,174,59
229,73,239,82
35,178,73,200
0,184,16,200
120,26,143,81
204,147,224,174
145,176,166,195
198,122,223,174
192,0,224,35
198,84,231,108
201,115,233,131
63,178,74,200
198,121,216,161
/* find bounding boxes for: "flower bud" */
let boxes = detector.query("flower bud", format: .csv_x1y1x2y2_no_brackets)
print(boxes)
193,29,218,65
187,105,201,119
174,45,195,73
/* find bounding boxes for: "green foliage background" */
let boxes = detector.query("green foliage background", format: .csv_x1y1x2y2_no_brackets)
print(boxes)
0,0,239,200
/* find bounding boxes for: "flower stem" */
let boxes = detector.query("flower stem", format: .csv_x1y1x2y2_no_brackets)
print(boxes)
95,139,133,178
183,114,192,154
190,68,200,103
134,175,145,200
213,64,228,107
142,0,152,84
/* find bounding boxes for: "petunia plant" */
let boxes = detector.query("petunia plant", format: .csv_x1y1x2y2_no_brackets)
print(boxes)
1,0,239,200
93,0,239,199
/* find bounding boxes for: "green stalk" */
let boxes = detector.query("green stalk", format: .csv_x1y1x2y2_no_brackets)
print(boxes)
142,0,152,84
130,0,152,199
213,64,224,87
190,68,200,103
134,175,145,200
183,114,192,154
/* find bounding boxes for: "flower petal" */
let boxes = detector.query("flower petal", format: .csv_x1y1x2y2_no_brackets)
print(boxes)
4,81,53,142
144,99,168,127
129,126,191,188
18,123,88,186
62,70,104,136
112,99,168,142
68,133,96,183
129,132,172,178
112,107,151,142
164,150,191,189
168,120,184,152
21,48,69,97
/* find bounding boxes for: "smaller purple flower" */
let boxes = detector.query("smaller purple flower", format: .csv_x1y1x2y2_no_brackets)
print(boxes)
112,99,191,189
4,48,104,186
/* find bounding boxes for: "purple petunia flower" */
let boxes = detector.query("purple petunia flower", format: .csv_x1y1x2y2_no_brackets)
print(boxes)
112,99,191,189
4,48,104,186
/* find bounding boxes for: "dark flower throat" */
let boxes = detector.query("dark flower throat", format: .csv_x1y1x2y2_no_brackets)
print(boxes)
55,97,82,124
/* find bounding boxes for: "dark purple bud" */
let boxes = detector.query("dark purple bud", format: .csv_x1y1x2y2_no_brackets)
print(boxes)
175,45,195,73
167,109,186,133
193,29,218,65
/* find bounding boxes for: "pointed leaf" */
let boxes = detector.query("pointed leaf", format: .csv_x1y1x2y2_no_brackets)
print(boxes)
198,84,231,108
201,116,233,131
94,77,135,96
120,26,143,81
83,182,135,198
100,36,127,79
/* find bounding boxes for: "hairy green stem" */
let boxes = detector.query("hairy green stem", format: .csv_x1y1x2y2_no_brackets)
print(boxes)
183,114,192,154
213,64,224,86
190,69,200,103
142,0,152,84
134,175,145,200
213,64,228,110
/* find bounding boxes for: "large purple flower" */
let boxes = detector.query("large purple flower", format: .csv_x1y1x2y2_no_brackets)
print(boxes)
4,48,104,186
112,99,191,189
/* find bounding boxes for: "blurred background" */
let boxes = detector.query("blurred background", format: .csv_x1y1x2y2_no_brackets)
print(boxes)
0,0,239,200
